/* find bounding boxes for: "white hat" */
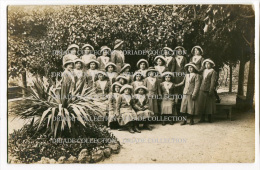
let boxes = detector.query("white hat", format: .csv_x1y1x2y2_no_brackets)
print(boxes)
105,62,117,71
154,55,167,64
100,46,111,53
114,39,124,49
120,64,131,73
82,44,94,51
161,71,174,77
63,57,74,67
96,70,107,77
74,58,84,64
146,67,158,77
184,62,199,71
116,75,128,82
134,85,148,94
191,46,203,55
86,59,99,68
202,59,215,67
111,82,123,92
163,47,174,53
120,84,133,94
67,44,79,51
136,59,149,68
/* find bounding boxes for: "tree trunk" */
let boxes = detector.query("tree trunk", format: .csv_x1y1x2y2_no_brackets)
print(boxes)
21,69,27,97
229,64,232,92
237,54,245,96
246,53,255,109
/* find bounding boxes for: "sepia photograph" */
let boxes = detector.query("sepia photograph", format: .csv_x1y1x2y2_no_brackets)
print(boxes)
6,3,257,165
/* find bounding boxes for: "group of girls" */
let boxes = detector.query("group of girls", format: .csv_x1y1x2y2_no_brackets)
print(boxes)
61,40,217,134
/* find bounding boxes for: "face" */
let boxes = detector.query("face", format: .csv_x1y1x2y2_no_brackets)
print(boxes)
114,85,120,93
119,78,125,85
156,59,163,66
89,62,96,70
148,72,154,77
188,66,194,73
194,48,200,55
177,49,182,56
70,48,77,55
66,63,74,71
138,89,144,95
124,67,130,73
75,62,82,69
136,74,141,81
163,49,169,56
124,88,130,95
98,74,104,80
107,65,114,72
205,62,212,69
84,47,91,54
103,50,109,56
139,62,146,70
165,75,171,82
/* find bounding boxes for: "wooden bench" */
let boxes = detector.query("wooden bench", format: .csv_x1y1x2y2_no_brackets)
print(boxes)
216,103,235,121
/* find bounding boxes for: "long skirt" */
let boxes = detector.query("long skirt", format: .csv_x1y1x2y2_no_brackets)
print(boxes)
180,94,199,115
196,90,216,115
136,110,154,121
117,108,137,126
161,99,176,115
108,110,117,126
148,97,159,116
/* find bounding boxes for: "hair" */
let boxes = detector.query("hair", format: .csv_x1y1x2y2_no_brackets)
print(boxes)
134,73,144,81
138,61,148,69
155,58,166,65
192,47,202,55
186,65,198,74
136,88,147,94
64,62,74,68
112,85,121,93
162,74,173,81
106,64,115,71
88,62,98,69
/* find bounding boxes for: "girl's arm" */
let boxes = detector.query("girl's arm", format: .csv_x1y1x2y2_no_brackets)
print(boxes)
175,76,186,87
209,71,217,96
116,95,122,116
192,74,201,99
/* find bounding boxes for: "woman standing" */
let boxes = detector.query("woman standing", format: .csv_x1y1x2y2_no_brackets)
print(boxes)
73,58,87,95
111,39,125,73
63,44,79,64
85,59,99,88
97,46,111,70
162,47,175,72
105,62,118,84
136,59,149,78
81,44,96,65
119,63,132,84
131,72,145,93
197,59,217,123
175,63,201,125
189,46,205,74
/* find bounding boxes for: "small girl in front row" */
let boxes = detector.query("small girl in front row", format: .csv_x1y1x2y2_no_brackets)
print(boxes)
175,63,200,125
108,82,122,129
97,46,111,70
197,59,217,123
131,72,144,93
133,86,154,131
116,85,139,133
160,72,176,125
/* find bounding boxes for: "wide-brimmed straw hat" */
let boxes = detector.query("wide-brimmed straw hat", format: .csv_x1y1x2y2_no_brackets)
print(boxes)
114,39,124,49
136,59,149,68
163,47,174,53
191,46,203,55
146,67,158,77
202,59,215,67
161,71,174,78
111,82,123,92
67,44,79,51
154,55,167,65
100,46,112,53
96,70,107,77
120,84,133,94
105,62,117,71
86,59,99,68
134,85,148,94
63,57,74,67
116,75,128,82
184,62,199,71
82,44,94,51
74,58,84,64
120,64,131,73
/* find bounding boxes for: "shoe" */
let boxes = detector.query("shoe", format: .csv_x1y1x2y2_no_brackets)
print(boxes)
198,119,205,123
170,120,174,125
198,114,205,123
127,126,135,133
180,121,187,126
144,123,152,131
162,121,166,126
134,125,141,133
190,119,194,125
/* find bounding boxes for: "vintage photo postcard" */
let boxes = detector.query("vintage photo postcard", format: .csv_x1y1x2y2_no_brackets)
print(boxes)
6,3,257,165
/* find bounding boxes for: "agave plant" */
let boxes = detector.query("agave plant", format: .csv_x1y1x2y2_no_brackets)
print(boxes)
16,75,107,138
